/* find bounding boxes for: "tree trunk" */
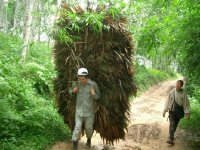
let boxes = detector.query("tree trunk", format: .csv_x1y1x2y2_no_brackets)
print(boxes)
0,0,8,32
0,0,3,31
31,0,42,41
21,0,34,63
37,0,42,41
57,0,62,9
13,0,21,35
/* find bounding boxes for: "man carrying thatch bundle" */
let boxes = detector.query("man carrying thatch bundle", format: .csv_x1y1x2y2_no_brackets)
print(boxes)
70,68,101,150
53,3,137,146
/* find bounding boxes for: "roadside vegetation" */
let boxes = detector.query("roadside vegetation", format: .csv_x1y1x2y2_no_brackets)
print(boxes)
0,33,71,150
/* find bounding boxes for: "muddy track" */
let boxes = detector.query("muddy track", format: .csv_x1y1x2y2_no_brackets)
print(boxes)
50,80,192,150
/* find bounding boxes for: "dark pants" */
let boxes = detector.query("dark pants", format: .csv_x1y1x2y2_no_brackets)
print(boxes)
169,111,181,140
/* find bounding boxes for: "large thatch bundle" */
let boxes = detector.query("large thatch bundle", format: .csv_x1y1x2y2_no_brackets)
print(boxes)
53,4,137,144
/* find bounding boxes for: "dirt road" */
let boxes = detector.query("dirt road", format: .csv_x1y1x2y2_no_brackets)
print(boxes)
50,80,191,150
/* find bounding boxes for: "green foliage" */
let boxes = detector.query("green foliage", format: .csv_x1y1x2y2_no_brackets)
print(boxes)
180,99,200,130
128,1,173,71
180,92,200,148
54,2,129,44
57,28,76,44
129,1,200,135
59,10,105,33
0,33,70,150
7,1,16,28
65,11,82,32
135,63,177,94
175,1,200,85
56,10,106,44
106,1,126,18
83,11,104,33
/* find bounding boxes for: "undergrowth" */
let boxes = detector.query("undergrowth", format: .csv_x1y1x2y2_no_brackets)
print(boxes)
0,33,70,150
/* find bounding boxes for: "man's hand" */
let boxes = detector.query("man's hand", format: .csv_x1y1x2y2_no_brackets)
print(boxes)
163,111,166,118
90,87,95,96
72,87,79,93
185,113,190,119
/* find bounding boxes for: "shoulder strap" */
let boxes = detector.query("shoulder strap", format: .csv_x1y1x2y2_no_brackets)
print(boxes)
170,90,176,110
173,90,176,102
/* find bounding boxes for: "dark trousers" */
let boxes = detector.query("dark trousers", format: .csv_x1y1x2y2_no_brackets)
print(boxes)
169,111,181,140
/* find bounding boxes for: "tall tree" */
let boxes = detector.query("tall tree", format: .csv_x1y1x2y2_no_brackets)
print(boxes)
57,0,62,8
0,1,3,30
0,0,9,32
36,0,42,41
13,0,22,35
0,0,4,31
21,0,34,63
31,0,42,41
175,1,200,85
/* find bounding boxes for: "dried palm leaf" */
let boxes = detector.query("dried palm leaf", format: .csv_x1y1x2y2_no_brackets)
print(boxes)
53,4,137,144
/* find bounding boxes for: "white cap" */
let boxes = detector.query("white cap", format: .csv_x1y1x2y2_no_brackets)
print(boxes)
77,68,88,76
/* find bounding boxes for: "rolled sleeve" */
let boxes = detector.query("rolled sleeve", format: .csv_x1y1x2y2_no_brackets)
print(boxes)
163,92,171,113
164,98,169,113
